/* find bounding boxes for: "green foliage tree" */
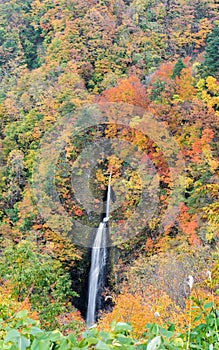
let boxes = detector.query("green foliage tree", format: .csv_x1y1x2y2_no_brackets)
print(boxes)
0,240,78,329
171,58,186,79
0,0,42,69
204,24,219,77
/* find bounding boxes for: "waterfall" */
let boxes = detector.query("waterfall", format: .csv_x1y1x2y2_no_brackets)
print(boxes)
86,173,112,326
106,172,112,219
86,222,107,326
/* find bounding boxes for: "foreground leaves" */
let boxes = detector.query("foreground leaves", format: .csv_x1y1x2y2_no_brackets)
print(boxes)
0,306,218,349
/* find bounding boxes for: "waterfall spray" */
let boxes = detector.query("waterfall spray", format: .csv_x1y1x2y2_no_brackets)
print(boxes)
86,172,112,326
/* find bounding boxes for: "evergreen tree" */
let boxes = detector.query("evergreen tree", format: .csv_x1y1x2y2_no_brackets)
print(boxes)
204,24,219,77
171,58,186,79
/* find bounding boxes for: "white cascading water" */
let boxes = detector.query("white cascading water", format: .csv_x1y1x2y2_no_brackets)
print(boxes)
86,173,112,327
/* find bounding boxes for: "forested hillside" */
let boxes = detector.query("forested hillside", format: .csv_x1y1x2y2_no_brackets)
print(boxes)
0,0,218,348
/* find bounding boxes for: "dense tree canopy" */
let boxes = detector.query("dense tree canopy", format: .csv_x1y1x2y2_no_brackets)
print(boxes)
0,0,218,342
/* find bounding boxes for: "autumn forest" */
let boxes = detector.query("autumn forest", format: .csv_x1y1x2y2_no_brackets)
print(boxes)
0,0,218,349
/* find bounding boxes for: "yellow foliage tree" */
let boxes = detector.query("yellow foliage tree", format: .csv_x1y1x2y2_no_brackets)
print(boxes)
98,287,184,338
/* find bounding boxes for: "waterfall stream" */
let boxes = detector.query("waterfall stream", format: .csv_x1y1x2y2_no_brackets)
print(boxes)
86,173,112,326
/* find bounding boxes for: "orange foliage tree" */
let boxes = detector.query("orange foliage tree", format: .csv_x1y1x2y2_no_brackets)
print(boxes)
100,76,150,109
98,288,181,338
